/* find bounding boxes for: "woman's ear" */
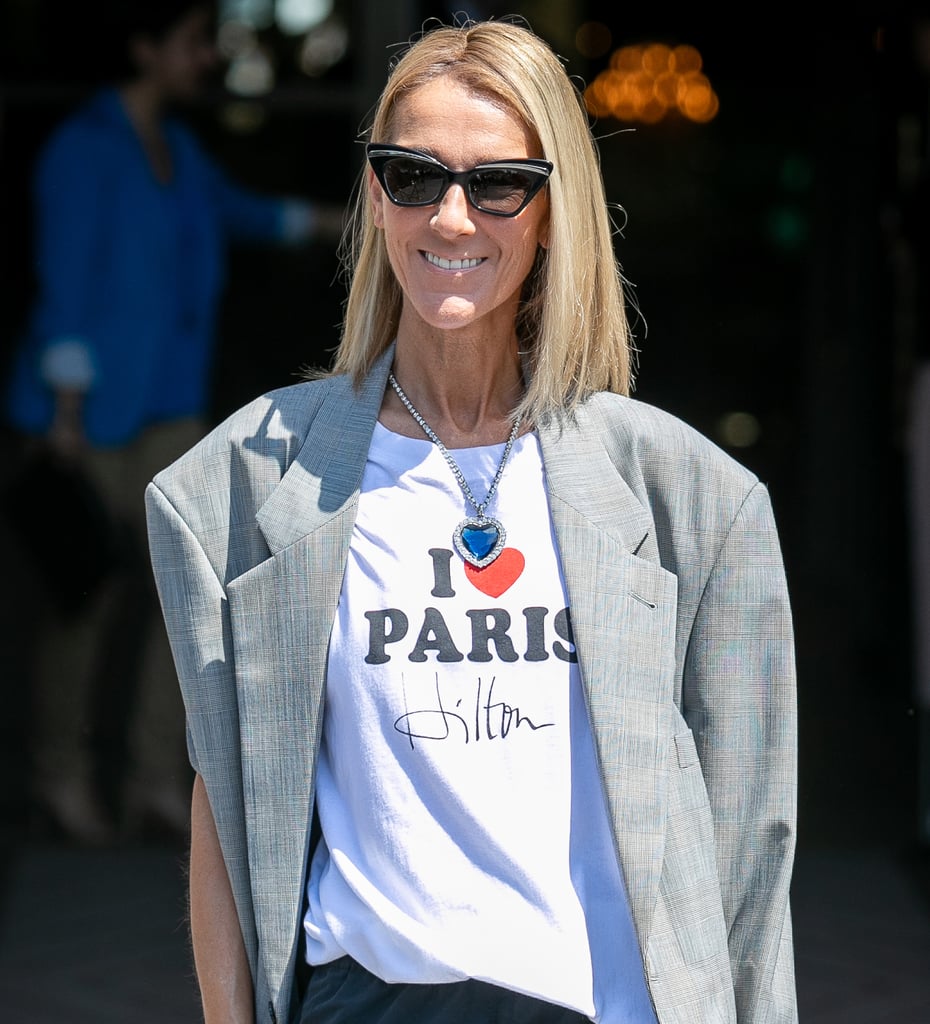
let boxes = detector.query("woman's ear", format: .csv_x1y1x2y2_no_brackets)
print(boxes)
368,168,385,229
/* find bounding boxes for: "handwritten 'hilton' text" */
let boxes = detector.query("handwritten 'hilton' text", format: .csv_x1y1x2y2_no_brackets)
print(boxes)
394,674,556,749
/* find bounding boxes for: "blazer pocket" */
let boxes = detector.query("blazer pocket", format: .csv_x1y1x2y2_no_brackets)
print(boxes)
670,727,714,820
674,729,700,769
648,725,732,1001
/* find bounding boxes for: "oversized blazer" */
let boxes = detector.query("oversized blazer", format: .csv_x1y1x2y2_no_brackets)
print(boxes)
146,346,798,1024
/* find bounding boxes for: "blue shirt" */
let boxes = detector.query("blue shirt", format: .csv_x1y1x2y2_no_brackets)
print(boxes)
5,89,295,446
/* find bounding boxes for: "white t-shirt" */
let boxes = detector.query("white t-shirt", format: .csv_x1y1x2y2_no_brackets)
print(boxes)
304,422,656,1023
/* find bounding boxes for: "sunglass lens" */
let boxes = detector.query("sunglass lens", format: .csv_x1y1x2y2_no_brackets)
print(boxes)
382,158,445,205
470,169,537,214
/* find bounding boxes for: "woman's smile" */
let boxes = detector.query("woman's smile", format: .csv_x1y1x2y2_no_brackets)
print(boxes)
422,251,485,271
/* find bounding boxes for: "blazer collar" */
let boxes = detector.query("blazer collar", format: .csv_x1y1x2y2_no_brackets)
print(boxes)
255,346,394,553
537,404,658,563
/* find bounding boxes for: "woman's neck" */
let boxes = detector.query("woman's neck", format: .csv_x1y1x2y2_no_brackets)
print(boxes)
384,326,525,449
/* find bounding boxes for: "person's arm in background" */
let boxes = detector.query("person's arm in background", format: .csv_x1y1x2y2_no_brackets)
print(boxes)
30,123,106,454
191,773,255,1024
276,192,346,244
199,137,345,246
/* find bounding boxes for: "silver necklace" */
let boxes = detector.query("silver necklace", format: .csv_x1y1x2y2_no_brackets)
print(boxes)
388,372,522,568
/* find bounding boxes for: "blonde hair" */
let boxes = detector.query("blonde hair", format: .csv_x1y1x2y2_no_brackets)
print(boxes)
331,19,634,422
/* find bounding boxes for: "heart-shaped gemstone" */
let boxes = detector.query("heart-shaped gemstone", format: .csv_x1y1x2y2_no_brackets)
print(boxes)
461,523,498,560
454,516,506,568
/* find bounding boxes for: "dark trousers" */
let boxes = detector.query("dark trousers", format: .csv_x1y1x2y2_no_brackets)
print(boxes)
299,956,593,1024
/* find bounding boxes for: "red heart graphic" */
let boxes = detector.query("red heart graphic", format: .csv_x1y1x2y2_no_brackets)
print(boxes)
465,548,525,597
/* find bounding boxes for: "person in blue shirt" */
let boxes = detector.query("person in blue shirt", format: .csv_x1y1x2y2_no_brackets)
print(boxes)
5,0,343,844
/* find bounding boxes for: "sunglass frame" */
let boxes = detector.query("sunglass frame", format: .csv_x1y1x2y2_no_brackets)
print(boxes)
366,143,553,218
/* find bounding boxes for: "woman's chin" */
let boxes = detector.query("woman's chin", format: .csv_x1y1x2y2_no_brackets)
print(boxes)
412,297,481,333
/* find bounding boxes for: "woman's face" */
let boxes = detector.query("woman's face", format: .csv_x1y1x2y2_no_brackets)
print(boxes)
370,75,550,341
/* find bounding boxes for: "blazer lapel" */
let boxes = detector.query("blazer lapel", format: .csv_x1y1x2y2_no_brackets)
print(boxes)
539,406,678,944
227,351,392,1007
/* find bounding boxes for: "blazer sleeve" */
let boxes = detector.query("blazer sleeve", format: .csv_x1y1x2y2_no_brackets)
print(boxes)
681,481,798,1023
145,479,260,981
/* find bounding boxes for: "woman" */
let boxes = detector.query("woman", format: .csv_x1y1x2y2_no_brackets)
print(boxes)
146,19,798,1024
4,0,338,844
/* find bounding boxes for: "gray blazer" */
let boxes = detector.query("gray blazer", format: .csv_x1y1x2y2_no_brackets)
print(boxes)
146,347,797,1024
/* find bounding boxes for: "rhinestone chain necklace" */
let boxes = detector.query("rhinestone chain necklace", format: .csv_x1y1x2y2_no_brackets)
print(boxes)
388,372,522,568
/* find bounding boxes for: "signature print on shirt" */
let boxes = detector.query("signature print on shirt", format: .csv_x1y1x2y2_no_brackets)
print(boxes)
394,672,556,749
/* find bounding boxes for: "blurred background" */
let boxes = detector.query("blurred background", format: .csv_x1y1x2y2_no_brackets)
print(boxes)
1,0,929,1020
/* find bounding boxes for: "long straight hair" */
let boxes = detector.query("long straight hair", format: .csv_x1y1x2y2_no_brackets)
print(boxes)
330,20,635,424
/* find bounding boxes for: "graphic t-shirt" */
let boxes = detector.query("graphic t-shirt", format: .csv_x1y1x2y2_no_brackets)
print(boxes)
303,422,656,1023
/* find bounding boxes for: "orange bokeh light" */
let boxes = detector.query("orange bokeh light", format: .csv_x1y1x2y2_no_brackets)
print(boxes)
642,43,673,77
671,44,702,74
611,44,645,72
585,41,719,125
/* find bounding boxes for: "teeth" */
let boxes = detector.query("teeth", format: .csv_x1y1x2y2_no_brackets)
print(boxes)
424,252,482,270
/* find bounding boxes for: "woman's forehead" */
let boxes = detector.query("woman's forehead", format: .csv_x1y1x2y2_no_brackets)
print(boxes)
385,77,540,159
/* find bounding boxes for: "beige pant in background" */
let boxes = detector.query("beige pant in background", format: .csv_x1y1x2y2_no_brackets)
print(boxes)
30,416,206,838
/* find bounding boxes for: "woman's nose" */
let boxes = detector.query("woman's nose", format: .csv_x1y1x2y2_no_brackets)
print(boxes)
430,184,475,238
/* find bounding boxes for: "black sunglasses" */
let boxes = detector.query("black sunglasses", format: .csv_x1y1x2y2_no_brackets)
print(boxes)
366,143,553,218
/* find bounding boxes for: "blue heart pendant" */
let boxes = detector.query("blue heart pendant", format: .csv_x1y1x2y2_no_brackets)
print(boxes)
453,516,506,568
